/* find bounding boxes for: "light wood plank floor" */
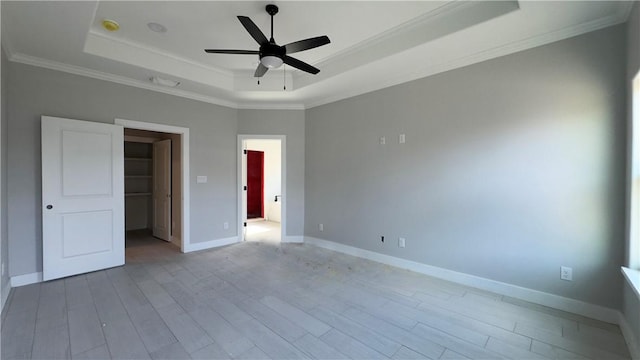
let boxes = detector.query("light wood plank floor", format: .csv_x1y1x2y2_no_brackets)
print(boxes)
1,234,631,359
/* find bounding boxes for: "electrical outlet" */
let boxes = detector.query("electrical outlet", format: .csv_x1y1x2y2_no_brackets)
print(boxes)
560,266,573,281
398,237,406,248
399,134,406,144
223,222,229,230
379,136,386,145
319,223,324,232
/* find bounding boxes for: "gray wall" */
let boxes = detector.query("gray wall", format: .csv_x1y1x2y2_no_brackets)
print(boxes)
623,1,640,351
305,25,626,308
1,47,10,306
238,109,305,236
7,61,238,277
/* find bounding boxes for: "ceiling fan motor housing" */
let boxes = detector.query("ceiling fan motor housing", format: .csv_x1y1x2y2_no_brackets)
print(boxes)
260,43,285,60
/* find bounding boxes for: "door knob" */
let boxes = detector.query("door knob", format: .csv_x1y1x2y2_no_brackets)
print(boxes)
46,205,53,210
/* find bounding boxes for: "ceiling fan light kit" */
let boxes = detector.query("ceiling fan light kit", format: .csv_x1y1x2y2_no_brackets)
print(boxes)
261,55,283,69
204,4,330,78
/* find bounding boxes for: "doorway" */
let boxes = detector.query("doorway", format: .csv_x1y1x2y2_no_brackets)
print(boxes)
116,119,190,253
123,130,178,252
238,136,285,243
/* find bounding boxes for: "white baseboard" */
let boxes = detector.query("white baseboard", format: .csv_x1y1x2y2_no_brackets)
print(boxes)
183,236,239,253
619,312,640,360
282,235,304,243
10,272,43,287
304,236,620,324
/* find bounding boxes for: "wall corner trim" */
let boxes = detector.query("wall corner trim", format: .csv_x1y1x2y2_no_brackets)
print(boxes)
1,283,11,313
182,236,239,253
10,272,42,287
303,236,620,325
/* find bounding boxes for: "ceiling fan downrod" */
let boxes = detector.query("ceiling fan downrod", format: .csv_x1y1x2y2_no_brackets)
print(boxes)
266,4,278,43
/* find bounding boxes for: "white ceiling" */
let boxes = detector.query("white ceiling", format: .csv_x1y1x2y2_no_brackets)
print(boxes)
1,1,633,109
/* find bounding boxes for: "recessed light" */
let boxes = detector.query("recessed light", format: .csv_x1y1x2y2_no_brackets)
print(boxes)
150,76,180,88
147,22,167,33
102,19,120,32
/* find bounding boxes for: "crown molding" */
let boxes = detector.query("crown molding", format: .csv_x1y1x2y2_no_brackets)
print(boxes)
304,10,628,109
7,51,241,108
88,30,232,78
294,0,520,91
236,102,305,110
617,1,635,22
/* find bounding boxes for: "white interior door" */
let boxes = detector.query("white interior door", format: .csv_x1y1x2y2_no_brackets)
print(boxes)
42,116,124,281
153,139,171,241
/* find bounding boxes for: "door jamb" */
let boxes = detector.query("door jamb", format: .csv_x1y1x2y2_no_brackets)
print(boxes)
115,118,190,253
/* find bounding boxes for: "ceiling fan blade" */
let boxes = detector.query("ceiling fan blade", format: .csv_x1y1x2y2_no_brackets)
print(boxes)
284,36,330,54
283,56,320,75
254,63,269,77
204,49,259,55
237,16,269,45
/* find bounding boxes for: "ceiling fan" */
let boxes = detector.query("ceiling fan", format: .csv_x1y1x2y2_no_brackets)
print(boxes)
204,4,330,78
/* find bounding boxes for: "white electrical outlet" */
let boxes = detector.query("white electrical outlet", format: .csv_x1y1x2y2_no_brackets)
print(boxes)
319,223,324,232
399,134,406,144
560,266,573,281
398,237,406,248
223,222,229,230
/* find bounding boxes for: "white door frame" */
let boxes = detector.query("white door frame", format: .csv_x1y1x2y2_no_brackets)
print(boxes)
237,135,286,242
116,118,190,253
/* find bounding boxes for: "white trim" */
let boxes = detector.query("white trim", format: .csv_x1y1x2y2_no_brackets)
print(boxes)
236,103,305,111
619,311,640,360
304,237,620,324
304,12,629,109
283,236,304,244
183,236,239,253
10,272,42,287
238,135,287,244
115,119,190,253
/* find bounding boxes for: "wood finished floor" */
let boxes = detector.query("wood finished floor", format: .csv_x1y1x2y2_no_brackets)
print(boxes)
1,234,631,360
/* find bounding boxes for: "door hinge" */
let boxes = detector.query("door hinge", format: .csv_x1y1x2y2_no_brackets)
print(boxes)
243,185,247,191
244,222,247,227
243,149,247,155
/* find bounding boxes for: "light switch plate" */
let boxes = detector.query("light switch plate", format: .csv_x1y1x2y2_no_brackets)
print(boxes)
196,176,207,183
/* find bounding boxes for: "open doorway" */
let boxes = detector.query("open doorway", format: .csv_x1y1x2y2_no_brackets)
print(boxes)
238,136,285,243
123,129,180,254
116,118,190,256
